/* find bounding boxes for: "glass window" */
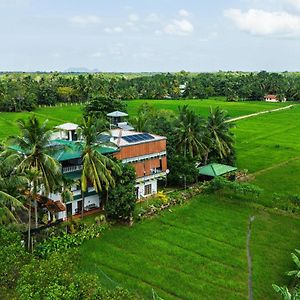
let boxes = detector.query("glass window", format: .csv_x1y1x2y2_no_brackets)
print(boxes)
144,184,152,195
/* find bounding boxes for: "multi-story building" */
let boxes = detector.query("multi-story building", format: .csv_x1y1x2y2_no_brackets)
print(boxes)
110,128,168,198
13,112,168,221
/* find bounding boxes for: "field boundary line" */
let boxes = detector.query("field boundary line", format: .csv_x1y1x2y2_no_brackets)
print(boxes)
96,262,184,300
103,239,246,294
226,105,294,123
250,155,300,177
159,219,245,250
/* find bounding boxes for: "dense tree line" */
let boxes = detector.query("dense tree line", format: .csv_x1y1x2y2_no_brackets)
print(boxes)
1,71,300,112
130,103,235,187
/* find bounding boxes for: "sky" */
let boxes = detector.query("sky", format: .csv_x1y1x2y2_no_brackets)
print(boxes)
1,0,300,72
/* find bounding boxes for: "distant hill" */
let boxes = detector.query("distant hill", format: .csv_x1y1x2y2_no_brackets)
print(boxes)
63,67,100,73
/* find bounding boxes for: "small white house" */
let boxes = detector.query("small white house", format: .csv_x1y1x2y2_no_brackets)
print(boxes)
264,94,286,103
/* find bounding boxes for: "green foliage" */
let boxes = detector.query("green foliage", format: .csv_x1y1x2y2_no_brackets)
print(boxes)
272,284,300,300
272,249,300,299
84,95,127,117
205,176,263,198
106,163,136,221
167,155,199,186
0,228,30,295
17,252,92,300
0,71,296,114
35,224,108,258
93,287,138,300
134,184,203,220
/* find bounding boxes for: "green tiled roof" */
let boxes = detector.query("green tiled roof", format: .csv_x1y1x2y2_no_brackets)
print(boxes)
198,163,237,177
10,139,119,162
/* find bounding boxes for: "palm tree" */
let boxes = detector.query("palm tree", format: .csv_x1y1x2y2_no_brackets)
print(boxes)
174,105,207,159
130,113,149,132
205,106,234,163
8,116,62,248
0,153,28,225
77,116,121,216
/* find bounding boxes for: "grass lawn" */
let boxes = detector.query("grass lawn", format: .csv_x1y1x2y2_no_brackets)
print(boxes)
0,98,288,141
78,195,300,299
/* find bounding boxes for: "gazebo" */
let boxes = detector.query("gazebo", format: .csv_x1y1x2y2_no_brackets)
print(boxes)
198,163,237,177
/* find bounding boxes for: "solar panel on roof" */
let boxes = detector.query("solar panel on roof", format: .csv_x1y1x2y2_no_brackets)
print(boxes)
123,133,155,143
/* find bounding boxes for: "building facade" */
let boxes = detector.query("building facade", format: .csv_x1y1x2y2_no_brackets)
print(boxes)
46,114,167,219
110,129,168,199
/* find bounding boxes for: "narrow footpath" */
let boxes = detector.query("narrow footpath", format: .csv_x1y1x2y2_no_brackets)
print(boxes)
226,105,294,123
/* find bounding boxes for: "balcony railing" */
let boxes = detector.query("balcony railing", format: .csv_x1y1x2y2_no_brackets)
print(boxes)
63,165,83,174
150,168,163,175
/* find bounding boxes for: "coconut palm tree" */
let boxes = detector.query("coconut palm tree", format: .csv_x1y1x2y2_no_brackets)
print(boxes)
205,106,234,163
0,152,28,225
77,116,121,216
8,116,62,248
174,105,207,159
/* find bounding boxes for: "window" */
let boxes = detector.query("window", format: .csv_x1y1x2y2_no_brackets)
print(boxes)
144,184,152,195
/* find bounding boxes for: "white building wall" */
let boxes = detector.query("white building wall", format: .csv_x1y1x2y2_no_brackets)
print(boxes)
136,179,157,199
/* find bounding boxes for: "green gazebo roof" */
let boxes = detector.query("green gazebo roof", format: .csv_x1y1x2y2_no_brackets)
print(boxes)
198,163,237,177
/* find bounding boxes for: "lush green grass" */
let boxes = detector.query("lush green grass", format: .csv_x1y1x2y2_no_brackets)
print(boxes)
127,98,286,118
0,98,287,141
234,105,300,173
78,195,300,299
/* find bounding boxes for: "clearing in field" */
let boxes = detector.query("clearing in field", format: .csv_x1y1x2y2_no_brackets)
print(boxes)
78,195,300,300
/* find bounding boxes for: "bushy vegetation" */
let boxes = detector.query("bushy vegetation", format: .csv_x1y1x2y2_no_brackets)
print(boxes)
106,163,137,222
0,226,136,300
35,223,108,258
0,227,30,298
273,249,300,299
0,71,299,112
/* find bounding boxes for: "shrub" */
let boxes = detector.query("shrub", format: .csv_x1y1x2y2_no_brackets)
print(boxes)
35,224,108,258
106,163,136,221
17,251,99,300
0,227,31,294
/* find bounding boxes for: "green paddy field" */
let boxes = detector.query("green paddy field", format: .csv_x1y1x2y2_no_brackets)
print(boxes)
1,98,299,299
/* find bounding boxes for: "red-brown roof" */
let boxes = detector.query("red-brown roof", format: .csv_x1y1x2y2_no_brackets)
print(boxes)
264,94,277,99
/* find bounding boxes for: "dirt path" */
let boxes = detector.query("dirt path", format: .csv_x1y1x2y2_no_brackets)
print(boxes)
247,216,255,300
226,105,294,123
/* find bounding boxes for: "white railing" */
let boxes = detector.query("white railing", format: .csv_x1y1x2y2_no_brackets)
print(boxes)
63,165,83,173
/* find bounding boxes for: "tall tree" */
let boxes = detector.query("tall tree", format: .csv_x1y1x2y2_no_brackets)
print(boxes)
0,153,28,225
174,105,207,159
77,116,121,215
205,107,234,163
8,116,61,248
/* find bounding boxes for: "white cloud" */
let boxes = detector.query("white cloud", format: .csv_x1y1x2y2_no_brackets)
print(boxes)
289,0,300,10
69,15,101,27
224,8,300,37
164,19,194,36
104,26,123,33
128,13,139,22
179,9,190,18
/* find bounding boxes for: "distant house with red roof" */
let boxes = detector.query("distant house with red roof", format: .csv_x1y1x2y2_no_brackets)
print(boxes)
264,94,286,102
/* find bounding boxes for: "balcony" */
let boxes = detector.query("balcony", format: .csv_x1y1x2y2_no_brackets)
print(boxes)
63,165,83,174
